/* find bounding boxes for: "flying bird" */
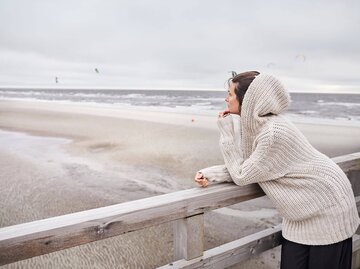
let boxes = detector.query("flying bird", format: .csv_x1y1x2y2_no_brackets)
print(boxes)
55,77,59,83
95,68,99,74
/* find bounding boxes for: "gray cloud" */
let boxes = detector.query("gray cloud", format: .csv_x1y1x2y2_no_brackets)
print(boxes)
0,0,359,92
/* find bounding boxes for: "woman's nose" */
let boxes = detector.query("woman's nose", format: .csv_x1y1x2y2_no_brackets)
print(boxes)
225,97,229,102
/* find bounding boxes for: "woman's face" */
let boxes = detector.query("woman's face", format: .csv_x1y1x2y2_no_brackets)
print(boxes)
225,82,240,115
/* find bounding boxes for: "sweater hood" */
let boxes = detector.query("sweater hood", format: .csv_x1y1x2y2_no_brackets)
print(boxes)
240,73,290,133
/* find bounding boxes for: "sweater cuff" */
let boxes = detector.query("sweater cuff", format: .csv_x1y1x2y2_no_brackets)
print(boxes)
199,165,232,183
217,115,235,140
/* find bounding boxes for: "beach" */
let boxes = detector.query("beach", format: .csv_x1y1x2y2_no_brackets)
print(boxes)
1,99,360,269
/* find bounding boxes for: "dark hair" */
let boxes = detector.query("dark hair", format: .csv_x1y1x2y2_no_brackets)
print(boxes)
228,71,260,106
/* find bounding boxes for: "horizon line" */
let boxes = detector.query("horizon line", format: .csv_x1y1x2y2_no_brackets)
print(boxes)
0,86,359,94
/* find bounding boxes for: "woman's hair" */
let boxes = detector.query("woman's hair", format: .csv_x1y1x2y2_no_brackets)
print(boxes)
228,71,260,106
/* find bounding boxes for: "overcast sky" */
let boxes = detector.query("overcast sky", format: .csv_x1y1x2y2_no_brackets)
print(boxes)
0,0,359,93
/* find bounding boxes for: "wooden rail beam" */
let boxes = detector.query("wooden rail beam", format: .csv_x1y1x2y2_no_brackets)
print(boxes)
0,152,359,266
159,225,283,269
332,152,360,173
0,183,263,265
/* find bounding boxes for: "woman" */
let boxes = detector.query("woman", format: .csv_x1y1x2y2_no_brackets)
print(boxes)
195,71,359,269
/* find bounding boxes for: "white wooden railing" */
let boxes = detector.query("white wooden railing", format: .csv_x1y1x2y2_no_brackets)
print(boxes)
1,152,360,268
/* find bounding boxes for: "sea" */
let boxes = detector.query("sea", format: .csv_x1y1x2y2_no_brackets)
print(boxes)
0,88,359,125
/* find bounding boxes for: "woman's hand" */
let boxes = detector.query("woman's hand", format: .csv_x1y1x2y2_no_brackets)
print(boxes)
218,110,231,119
195,172,209,188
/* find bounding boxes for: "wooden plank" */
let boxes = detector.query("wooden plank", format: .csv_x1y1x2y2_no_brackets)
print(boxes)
333,153,360,196
0,183,264,266
174,214,204,261
353,234,360,252
356,196,360,213
352,234,360,269
332,152,360,173
159,224,282,269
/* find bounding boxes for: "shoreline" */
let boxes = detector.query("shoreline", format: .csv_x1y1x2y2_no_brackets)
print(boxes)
0,99,359,159
1,98,360,128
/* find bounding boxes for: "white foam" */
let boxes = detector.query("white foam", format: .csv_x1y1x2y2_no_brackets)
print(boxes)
317,101,360,108
286,113,360,127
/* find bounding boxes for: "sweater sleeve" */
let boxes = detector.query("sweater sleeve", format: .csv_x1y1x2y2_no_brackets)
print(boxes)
198,164,232,183
217,116,281,186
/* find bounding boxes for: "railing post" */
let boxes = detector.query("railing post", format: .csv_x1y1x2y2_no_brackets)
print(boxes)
174,214,204,261
352,234,360,269
352,251,360,269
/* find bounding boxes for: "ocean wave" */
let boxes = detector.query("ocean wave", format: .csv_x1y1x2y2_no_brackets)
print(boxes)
317,102,360,108
1,89,359,124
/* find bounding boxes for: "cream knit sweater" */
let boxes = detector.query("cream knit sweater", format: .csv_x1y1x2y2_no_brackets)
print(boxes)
200,74,359,245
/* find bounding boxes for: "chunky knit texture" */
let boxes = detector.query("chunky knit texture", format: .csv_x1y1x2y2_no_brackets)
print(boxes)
200,73,359,245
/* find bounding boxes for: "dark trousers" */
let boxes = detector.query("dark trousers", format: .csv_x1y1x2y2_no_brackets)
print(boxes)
280,236,352,269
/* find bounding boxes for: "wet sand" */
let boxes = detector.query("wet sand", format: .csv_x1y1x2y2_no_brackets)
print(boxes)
0,100,359,269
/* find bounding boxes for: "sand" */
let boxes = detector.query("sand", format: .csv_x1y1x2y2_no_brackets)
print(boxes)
0,99,359,269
